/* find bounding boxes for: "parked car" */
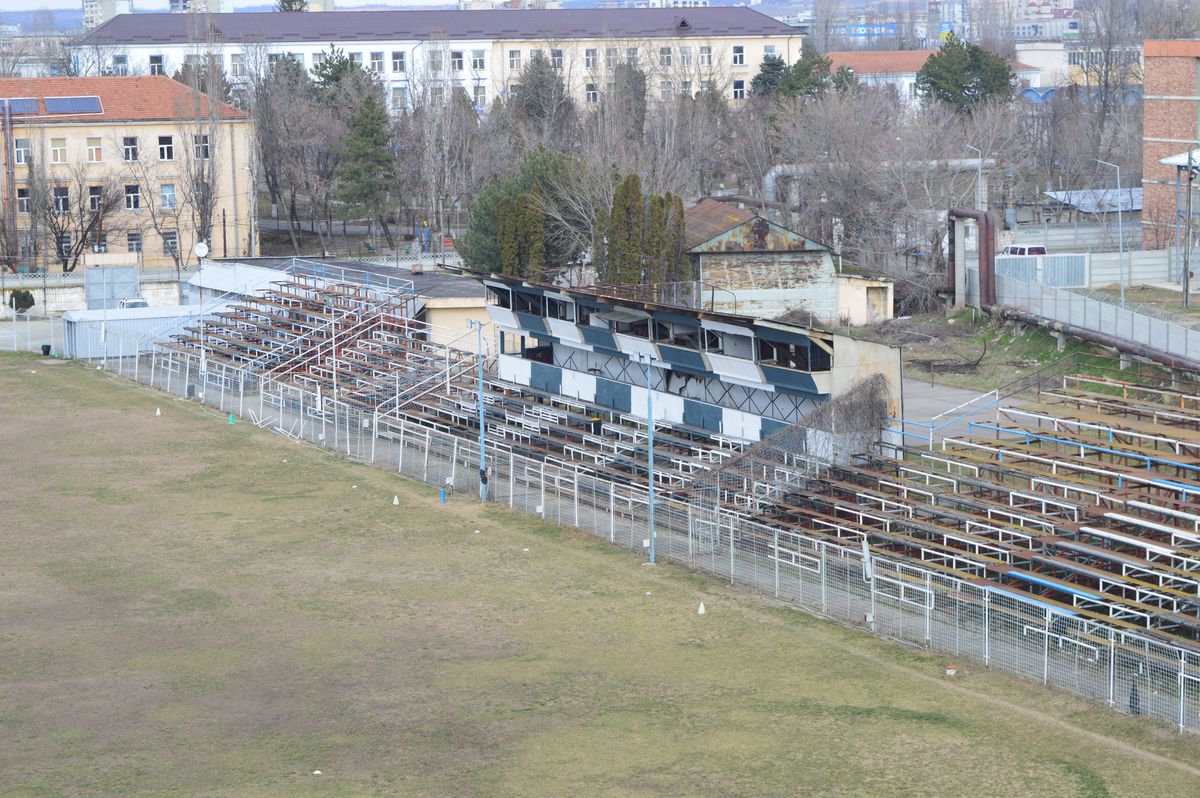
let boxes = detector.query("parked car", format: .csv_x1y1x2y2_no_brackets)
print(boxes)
117,297,150,309
1000,244,1047,256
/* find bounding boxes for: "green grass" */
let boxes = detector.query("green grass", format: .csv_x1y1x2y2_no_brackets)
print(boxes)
2,353,1200,796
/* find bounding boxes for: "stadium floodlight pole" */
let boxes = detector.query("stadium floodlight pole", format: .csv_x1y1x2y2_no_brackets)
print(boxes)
1097,159,1125,307
633,351,656,564
467,319,488,502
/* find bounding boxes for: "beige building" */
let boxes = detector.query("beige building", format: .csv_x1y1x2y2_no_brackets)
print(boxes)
0,76,256,272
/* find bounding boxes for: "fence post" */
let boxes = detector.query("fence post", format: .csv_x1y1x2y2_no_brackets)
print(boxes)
397,421,406,474
773,529,779,598
509,451,515,507
609,489,615,543
1179,651,1187,733
1043,608,1051,685
924,572,932,646
573,472,579,528
820,541,828,613
729,523,735,586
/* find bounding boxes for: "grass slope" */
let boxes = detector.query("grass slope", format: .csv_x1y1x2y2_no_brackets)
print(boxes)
1,353,1198,797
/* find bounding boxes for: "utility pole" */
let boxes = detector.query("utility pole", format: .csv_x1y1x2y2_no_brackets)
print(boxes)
467,318,488,502
1186,151,1195,309
633,352,656,564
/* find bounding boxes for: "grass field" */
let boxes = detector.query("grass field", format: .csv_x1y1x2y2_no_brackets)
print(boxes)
3,352,1200,797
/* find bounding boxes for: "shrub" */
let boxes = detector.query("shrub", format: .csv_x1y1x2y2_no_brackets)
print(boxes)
8,289,34,314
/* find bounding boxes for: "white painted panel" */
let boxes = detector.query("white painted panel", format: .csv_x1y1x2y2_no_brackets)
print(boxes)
630,384,648,418
561,369,597,403
498,354,531,386
614,333,657,359
707,352,764,385
487,305,518,331
700,318,753,338
655,390,685,424
546,317,583,343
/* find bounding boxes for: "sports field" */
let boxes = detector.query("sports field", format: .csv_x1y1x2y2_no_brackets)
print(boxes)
2,351,1200,797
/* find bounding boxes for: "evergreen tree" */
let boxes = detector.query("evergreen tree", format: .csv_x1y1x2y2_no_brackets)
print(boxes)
831,65,859,93
750,54,788,97
915,33,1014,113
496,195,520,275
607,173,645,285
510,51,573,134
611,62,648,138
776,47,833,100
667,193,688,281
335,96,396,245
518,189,546,280
311,45,357,90
276,0,307,10
644,193,669,283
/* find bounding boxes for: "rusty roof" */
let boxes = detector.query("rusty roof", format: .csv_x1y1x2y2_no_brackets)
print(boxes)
0,76,245,124
683,199,757,251
826,50,938,75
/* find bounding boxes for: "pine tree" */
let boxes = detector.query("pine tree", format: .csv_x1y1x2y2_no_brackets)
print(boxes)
518,190,546,280
645,193,669,284
276,0,307,10
496,195,520,275
915,33,1014,113
667,193,687,281
750,54,788,97
335,96,396,245
776,47,833,100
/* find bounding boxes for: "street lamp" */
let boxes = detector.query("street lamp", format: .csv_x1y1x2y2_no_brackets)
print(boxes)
1096,159,1126,308
632,351,656,564
467,319,488,502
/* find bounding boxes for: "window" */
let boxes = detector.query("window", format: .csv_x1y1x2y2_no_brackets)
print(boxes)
471,50,485,70
733,79,745,99
312,52,325,68
158,135,173,161
699,45,712,66
16,187,28,214
605,47,618,69
660,80,672,101
51,138,66,164
369,52,383,73
764,44,777,58
733,45,745,66
162,230,178,255
508,50,521,70
472,84,486,106
680,46,693,67
701,79,715,92
13,137,30,165
160,183,176,209
125,184,140,210
546,297,574,322
230,53,245,77
585,48,597,69
127,231,142,253
626,47,638,66
289,53,304,68
54,186,69,213
586,83,598,103
149,54,165,75
659,47,672,67
122,136,138,162
450,51,463,71
392,51,405,72
193,134,210,160
90,233,107,254
267,53,281,67
111,54,128,75
550,49,563,69
429,50,443,73
57,233,71,258
88,186,101,212
392,86,408,109
681,79,692,96
530,49,542,62
429,85,444,103
87,137,102,162
349,52,362,66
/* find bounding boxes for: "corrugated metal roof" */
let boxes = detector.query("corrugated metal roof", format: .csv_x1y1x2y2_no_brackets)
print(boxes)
80,8,799,46
683,199,756,251
1044,188,1142,214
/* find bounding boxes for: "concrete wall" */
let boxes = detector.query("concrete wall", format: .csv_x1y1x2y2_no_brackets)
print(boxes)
828,333,902,418
1089,249,1172,287
700,250,837,321
422,297,490,354
1,278,180,318
836,275,893,326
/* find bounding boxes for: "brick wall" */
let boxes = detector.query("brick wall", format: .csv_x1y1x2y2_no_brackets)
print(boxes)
1142,40,1200,249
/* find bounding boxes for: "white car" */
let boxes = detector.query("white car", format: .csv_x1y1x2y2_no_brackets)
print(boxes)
118,297,150,309
1000,245,1047,256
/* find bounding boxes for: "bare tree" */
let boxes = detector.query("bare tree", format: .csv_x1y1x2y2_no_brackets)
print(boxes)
28,159,125,272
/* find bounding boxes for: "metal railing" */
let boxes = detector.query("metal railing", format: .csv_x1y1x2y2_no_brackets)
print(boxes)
80,343,1200,734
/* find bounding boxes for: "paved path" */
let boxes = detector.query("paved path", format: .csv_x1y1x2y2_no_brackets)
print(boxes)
900,378,1000,445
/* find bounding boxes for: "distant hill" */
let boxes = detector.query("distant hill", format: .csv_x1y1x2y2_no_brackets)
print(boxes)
0,8,84,33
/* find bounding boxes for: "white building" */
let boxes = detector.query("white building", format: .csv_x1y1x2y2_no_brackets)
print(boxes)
73,8,802,112
82,0,132,31
827,49,1041,106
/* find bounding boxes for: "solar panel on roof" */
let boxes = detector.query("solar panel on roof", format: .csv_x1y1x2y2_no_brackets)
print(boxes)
43,96,103,114
0,98,39,115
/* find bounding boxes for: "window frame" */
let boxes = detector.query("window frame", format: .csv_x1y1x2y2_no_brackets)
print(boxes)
733,45,745,66
659,47,672,67
392,50,406,72
508,50,521,70
699,45,713,67
122,136,139,163
158,135,174,162
585,48,597,69
193,134,210,160
54,185,70,213
149,54,165,76
160,183,177,210
86,137,102,163
127,231,143,253
124,184,140,211
369,51,384,73
733,79,746,100
13,137,30,165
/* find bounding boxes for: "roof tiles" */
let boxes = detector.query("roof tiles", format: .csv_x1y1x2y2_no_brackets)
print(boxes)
0,75,245,124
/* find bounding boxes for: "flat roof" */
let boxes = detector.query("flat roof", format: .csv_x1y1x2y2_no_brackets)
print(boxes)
80,8,799,47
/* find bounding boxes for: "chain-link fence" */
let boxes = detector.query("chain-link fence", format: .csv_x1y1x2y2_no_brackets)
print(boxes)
93,345,1200,733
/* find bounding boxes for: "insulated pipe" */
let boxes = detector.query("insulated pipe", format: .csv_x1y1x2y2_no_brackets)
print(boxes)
949,208,995,307
998,307,1200,375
